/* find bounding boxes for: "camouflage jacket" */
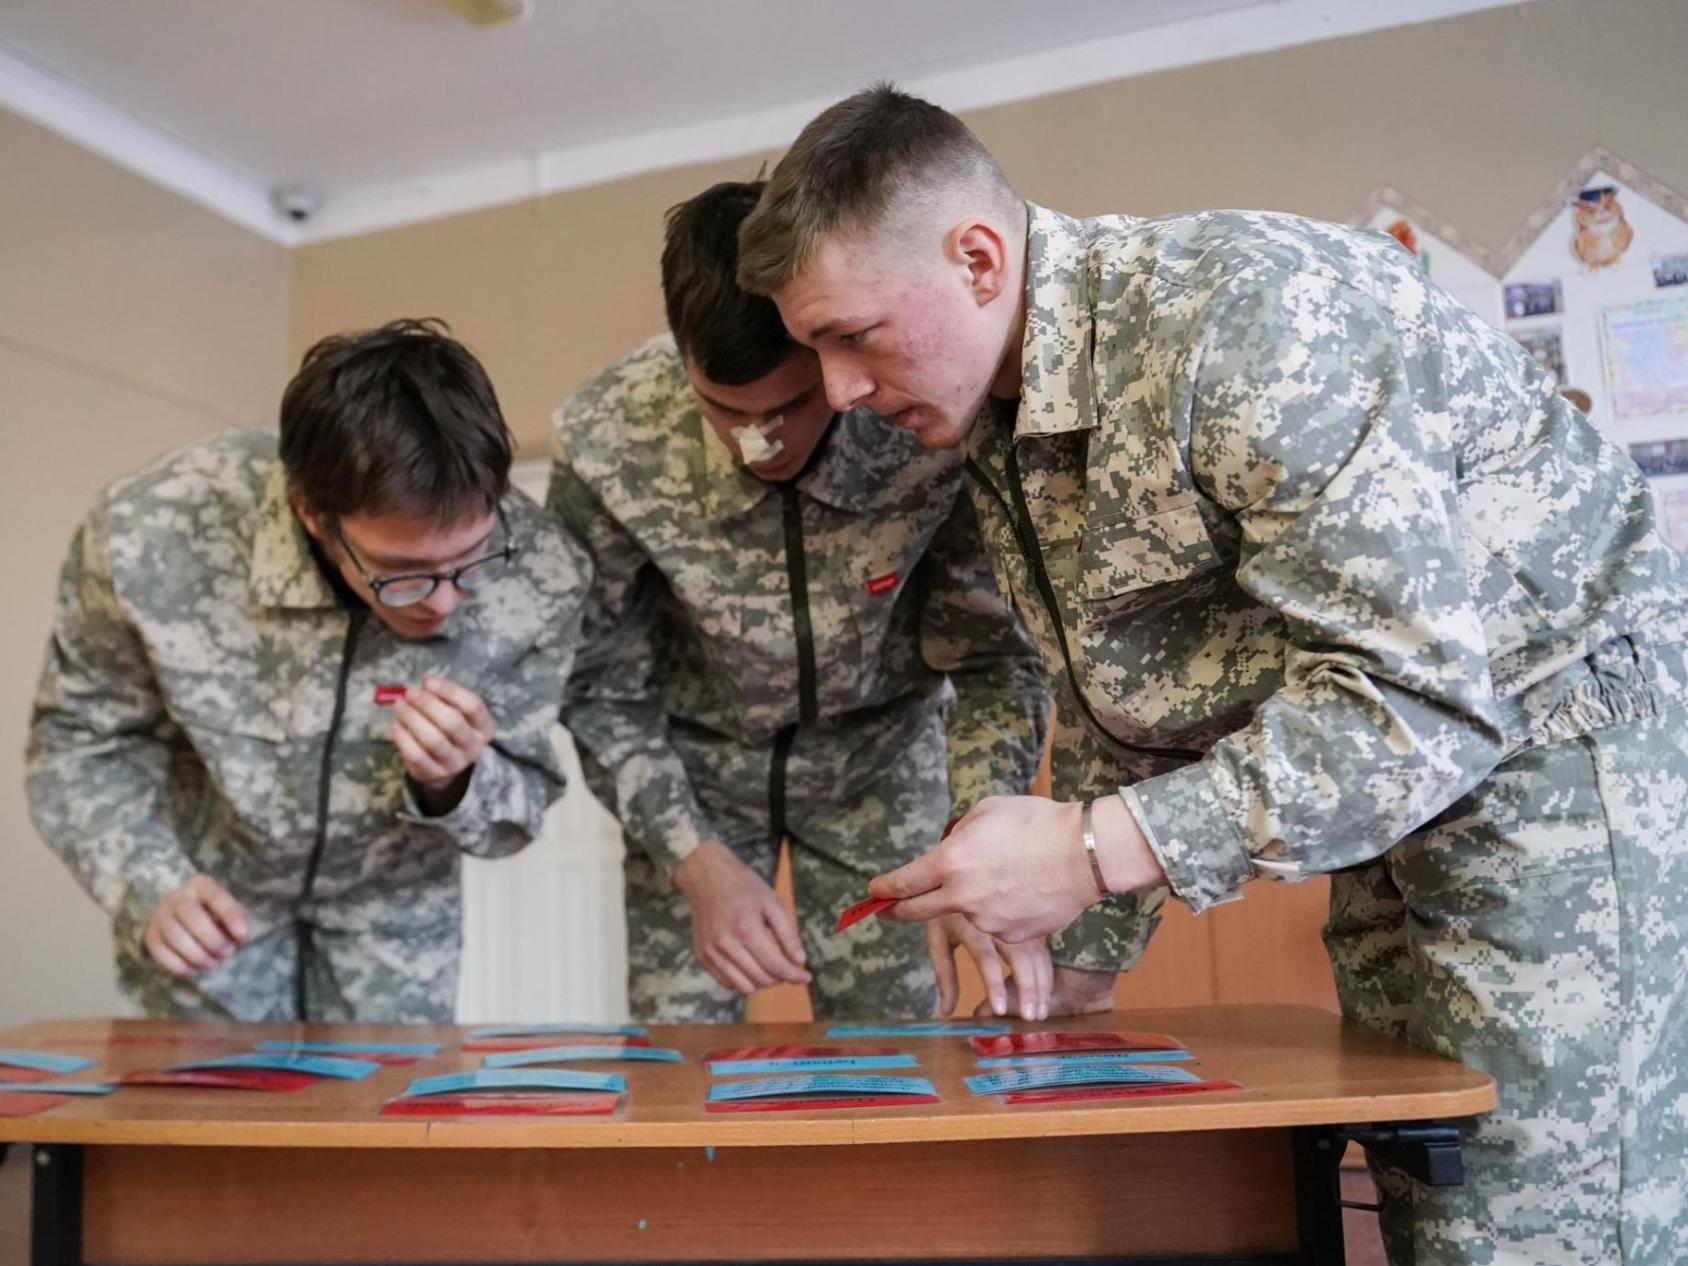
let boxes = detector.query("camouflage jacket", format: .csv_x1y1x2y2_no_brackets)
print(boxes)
968,203,1688,970
26,429,591,1020
549,335,1050,872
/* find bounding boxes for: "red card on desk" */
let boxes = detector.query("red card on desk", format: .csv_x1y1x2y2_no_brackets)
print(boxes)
380,1092,621,1117
707,1092,940,1114
0,1091,72,1118
0,1067,52,1084
834,896,896,932
999,1079,1243,1105
969,1031,1184,1057
701,1044,900,1063
463,1035,652,1054
119,1068,321,1092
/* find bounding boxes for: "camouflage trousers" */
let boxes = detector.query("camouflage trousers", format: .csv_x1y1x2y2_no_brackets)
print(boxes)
1327,642,1688,1265
624,709,947,1024
111,896,461,1023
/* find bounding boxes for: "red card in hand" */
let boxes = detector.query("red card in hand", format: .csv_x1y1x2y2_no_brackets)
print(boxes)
119,1068,321,1092
969,1031,1185,1057
835,895,896,932
373,684,408,705
999,1078,1243,1105
701,1044,899,1063
707,1092,940,1113
0,1091,73,1118
463,1035,653,1054
381,1092,622,1117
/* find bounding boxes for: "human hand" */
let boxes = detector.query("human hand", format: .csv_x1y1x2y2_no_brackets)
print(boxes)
873,795,1163,942
925,913,1052,1020
673,840,812,994
144,874,250,978
390,675,494,810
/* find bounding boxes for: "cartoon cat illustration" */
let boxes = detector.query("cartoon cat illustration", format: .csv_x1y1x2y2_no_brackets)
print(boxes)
1572,187,1634,271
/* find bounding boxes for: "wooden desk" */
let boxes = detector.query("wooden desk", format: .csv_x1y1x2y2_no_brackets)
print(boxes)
0,1005,1493,1266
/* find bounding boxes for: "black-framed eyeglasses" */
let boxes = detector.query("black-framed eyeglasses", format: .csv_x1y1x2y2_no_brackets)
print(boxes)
334,505,518,609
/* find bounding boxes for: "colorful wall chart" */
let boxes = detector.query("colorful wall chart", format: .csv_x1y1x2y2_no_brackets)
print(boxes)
1354,148,1688,551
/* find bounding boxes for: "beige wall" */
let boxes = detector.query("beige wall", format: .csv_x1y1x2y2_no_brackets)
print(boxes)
0,110,292,1028
294,0,1688,459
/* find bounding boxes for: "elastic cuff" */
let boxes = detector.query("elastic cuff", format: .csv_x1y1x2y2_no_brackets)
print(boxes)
636,813,710,876
1047,889,1166,973
399,766,483,831
1121,762,1251,913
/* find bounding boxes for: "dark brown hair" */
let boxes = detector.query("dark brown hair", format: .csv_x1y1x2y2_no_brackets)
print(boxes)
661,180,793,385
279,318,511,525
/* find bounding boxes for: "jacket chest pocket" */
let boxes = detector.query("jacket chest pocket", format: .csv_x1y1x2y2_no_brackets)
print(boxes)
1079,500,1224,610
1061,501,1227,740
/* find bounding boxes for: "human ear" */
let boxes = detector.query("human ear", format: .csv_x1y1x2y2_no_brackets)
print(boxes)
946,220,1009,306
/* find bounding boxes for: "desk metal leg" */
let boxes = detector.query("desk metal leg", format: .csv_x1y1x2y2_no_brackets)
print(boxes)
31,1144,83,1266
1292,1126,1346,1266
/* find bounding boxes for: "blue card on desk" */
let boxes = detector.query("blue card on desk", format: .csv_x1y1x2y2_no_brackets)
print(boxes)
466,1023,646,1039
974,1049,1193,1068
0,1050,95,1075
826,1022,1009,1038
707,1074,937,1102
709,1054,919,1076
404,1069,625,1097
965,1063,1201,1096
175,1053,381,1081
0,1081,115,1095
484,1044,683,1068
255,1040,440,1057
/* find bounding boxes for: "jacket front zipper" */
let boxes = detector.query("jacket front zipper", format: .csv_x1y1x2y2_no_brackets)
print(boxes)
294,608,365,1020
965,453,1196,765
770,485,819,845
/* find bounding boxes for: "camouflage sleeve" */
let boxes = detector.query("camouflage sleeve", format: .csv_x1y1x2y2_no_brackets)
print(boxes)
1126,270,1508,913
1044,682,1166,972
546,452,715,874
917,491,1052,817
24,508,199,920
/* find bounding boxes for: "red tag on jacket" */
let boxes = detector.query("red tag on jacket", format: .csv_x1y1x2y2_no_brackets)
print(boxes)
865,571,900,596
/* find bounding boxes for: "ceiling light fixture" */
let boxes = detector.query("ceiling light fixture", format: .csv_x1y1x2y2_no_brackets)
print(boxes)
440,0,533,28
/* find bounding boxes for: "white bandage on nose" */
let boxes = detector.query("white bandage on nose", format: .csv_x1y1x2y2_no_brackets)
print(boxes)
732,415,785,464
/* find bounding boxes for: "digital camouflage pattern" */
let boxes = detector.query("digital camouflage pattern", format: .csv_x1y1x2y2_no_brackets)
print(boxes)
965,204,1688,1263
550,336,1049,1021
27,430,590,1022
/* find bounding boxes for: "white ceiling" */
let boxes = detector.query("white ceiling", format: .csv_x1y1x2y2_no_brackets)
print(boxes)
0,0,1526,245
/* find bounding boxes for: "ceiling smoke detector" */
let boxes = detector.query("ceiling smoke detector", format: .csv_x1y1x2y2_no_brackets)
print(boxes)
441,0,533,27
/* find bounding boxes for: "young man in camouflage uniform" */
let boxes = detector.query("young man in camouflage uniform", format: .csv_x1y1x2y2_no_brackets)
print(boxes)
28,320,590,1023
738,87,1687,1265
550,182,1053,1024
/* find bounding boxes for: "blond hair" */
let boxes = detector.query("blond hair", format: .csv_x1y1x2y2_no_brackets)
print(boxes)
737,83,1018,295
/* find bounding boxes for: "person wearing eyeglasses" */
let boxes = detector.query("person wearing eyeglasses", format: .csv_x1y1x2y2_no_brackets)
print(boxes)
26,319,591,1022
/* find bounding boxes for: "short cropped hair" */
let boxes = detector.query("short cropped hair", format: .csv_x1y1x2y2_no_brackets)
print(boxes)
279,318,512,526
737,83,1017,295
661,181,794,386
